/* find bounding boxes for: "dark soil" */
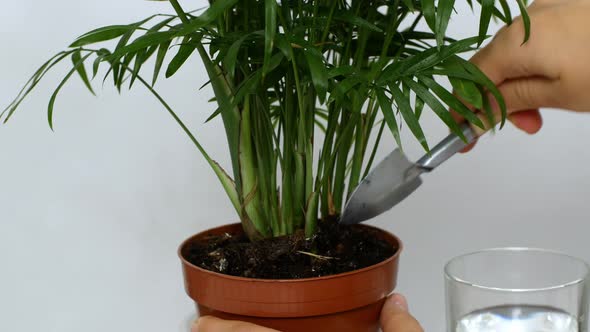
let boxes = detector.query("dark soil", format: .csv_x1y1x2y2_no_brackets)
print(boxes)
184,220,397,279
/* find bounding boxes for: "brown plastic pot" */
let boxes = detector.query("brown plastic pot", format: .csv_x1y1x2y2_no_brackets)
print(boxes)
178,223,402,332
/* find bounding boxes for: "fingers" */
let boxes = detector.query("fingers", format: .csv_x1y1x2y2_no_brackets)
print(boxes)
498,77,558,112
460,141,477,153
193,316,279,332
194,296,424,332
480,77,550,135
457,107,543,153
380,294,424,332
479,86,545,134
508,109,543,135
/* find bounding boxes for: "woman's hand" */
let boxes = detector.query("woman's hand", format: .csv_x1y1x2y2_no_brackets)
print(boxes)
462,0,590,151
192,293,423,332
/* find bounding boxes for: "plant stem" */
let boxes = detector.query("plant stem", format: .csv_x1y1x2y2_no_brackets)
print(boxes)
168,0,190,24
195,43,242,199
240,97,270,238
363,120,386,179
305,192,319,238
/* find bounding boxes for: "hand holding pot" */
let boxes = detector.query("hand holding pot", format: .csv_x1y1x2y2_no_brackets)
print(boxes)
462,0,590,151
378,294,424,332
192,294,423,332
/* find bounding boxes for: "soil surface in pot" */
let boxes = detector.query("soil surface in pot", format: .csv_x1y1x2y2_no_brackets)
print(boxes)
185,221,396,279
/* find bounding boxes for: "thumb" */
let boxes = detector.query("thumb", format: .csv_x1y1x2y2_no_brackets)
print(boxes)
380,294,424,332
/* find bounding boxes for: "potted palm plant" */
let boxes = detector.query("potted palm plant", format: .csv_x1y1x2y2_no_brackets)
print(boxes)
2,0,529,331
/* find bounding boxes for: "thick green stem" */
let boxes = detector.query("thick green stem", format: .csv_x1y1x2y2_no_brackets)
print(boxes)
332,111,354,212
294,152,305,228
305,192,319,238
318,102,340,218
240,98,270,239
347,114,365,199
363,120,386,179
168,0,190,24
305,93,314,205
281,71,296,235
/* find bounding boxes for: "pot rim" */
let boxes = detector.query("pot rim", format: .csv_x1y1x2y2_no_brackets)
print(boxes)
178,222,403,283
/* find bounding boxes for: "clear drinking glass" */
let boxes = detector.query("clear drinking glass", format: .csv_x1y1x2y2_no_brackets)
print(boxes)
445,248,590,332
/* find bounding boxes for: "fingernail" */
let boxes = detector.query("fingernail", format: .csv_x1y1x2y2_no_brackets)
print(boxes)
385,293,408,312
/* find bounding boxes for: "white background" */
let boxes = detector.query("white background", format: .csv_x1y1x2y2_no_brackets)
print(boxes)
1,1,589,331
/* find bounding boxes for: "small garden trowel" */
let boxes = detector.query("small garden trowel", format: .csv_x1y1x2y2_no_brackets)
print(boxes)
340,122,477,225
